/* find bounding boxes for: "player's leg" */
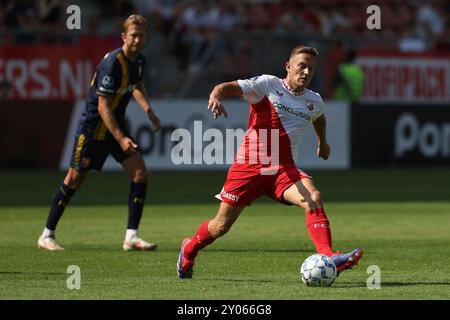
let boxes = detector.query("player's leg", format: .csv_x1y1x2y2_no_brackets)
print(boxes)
208,202,245,238
177,202,245,279
185,202,245,257
120,153,156,251
283,177,333,256
283,177,363,274
38,168,88,250
178,163,263,278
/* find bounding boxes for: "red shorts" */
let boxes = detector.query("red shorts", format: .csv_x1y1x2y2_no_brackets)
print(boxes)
215,163,312,206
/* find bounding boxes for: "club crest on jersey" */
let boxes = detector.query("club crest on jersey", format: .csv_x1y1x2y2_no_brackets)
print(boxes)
306,100,314,111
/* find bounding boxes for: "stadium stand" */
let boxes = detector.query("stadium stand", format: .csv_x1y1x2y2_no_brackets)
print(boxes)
1,0,449,99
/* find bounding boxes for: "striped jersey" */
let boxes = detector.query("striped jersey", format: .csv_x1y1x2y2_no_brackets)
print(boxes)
76,47,145,140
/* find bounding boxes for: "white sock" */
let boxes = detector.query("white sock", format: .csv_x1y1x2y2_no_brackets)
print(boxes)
41,227,55,239
125,229,138,241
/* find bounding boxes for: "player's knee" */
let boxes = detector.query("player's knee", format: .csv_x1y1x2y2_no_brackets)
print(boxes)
310,190,323,207
133,168,148,183
64,171,85,190
65,180,82,190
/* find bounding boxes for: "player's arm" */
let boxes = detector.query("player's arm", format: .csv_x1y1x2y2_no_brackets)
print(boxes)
98,95,138,155
208,81,243,119
133,83,161,131
312,113,330,160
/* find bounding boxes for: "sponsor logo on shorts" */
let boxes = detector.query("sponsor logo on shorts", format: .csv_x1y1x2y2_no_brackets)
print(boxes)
221,190,240,202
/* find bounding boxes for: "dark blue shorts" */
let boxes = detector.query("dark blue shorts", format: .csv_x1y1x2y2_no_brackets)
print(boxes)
69,132,133,172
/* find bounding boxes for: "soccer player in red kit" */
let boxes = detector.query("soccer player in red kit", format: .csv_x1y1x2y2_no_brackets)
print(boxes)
177,45,363,279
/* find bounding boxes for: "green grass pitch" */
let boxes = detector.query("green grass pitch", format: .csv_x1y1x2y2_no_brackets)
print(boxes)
0,169,449,300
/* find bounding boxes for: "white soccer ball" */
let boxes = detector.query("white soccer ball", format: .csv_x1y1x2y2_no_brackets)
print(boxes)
300,254,337,287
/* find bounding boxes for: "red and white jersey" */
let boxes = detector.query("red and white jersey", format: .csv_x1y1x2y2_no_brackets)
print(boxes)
236,74,325,167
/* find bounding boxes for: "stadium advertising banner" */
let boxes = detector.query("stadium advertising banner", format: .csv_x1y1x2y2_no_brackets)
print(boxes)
0,44,114,100
60,100,350,171
352,104,450,166
356,52,450,102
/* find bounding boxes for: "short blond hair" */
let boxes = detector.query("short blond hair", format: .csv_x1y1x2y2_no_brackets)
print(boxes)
123,14,148,33
290,45,318,58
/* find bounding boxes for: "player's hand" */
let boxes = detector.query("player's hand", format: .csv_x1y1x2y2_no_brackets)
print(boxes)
208,97,228,119
147,109,161,132
120,137,139,156
317,142,330,160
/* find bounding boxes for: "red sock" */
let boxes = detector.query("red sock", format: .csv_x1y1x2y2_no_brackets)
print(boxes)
306,208,333,256
184,220,215,260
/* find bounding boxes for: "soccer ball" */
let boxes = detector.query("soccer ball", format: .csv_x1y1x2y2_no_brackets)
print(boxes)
300,254,337,287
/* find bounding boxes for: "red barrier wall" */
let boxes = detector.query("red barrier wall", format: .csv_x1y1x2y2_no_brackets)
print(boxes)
0,100,73,168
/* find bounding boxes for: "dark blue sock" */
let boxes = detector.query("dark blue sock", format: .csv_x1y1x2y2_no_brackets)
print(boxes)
46,183,76,230
127,182,147,229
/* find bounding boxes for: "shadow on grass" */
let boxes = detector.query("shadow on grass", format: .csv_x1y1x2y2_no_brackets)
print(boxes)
381,281,450,287
3,169,450,206
0,271,63,276
202,277,277,283
207,248,312,253
334,281,450,288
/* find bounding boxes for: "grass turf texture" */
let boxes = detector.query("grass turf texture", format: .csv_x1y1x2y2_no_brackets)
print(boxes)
0,169,449,299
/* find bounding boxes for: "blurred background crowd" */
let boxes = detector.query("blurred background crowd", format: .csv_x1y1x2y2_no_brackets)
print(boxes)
1,0,449,170
1,0,449,98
